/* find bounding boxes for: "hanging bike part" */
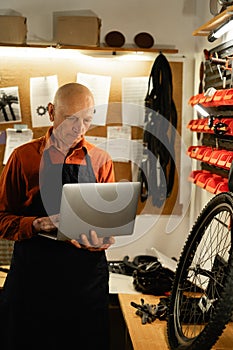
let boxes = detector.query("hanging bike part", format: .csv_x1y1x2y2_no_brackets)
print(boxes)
140,53,178,208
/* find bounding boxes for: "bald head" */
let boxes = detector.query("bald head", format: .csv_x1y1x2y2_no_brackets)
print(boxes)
48,82,95,129
54,83,94,109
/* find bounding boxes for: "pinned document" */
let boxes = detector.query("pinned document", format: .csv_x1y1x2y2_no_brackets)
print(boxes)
3,127,33,165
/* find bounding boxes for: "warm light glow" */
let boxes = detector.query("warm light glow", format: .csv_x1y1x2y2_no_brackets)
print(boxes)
0,45,183,64
0,45,157,62
116,53,153,61
0,46,86,59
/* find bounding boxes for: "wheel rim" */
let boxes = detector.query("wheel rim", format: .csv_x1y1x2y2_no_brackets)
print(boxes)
173,203,233,345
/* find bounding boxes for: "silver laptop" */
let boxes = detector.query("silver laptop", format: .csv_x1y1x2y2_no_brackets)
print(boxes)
39,181,140,241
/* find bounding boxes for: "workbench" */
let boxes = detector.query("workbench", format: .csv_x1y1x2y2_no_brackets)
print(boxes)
118,293,233,350
0,265,8,289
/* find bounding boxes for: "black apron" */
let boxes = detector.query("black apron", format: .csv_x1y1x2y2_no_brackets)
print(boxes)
1,148,110,350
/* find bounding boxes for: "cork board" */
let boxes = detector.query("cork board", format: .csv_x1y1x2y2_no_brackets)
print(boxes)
0,52,183,215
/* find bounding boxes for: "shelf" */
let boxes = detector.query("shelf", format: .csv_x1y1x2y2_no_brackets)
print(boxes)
187,117,233,136
56,44,179,54
188,89,233,107
189,169,228,194
187,145,233,170
0,42,178,54
193,5,233,36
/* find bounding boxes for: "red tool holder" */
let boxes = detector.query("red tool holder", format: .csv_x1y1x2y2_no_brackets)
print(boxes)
188,170,229,194
187,88,233,194
187,146,233,170
187,118,233,136
188,88,233,107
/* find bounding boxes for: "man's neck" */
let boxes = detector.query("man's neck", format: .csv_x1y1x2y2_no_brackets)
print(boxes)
50,131,84,155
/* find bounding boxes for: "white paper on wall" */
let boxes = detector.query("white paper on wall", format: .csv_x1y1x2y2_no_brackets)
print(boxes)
3,128,33,165
130,139,144,181
85,135,107,151
30,75,58,127
106,125,131,162
122,76,148,126
77,72,111,126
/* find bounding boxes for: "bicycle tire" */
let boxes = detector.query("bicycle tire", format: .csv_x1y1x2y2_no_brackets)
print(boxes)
167,192,233,350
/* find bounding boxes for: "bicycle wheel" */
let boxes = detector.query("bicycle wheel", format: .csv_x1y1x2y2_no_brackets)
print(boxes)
167,192,233,350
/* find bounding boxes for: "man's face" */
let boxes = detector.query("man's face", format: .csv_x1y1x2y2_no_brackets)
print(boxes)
49,94,94,148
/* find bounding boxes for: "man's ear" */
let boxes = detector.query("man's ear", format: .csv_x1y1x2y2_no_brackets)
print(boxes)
47,103,55,122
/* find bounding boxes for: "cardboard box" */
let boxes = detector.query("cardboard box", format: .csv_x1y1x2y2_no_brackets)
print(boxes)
53,10,101,46
0,16,27,44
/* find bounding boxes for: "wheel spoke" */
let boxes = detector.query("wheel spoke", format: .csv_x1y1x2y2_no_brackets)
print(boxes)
168,195,233,349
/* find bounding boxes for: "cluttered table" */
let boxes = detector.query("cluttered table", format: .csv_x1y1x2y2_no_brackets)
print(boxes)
118,293,233,350
118,293,168,350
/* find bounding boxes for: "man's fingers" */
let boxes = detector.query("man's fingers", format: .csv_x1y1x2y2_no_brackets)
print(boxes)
90,230,101,246
80,233,91,247
70,239,82,248
71,233,115,251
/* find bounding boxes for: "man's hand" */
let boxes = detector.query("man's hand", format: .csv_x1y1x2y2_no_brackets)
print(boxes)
70,230,115,251
32,214,59,233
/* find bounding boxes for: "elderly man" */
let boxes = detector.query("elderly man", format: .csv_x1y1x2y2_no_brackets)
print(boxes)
0,83,115,350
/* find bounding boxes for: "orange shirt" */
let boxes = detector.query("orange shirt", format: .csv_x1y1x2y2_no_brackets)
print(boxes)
0,127,115,241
